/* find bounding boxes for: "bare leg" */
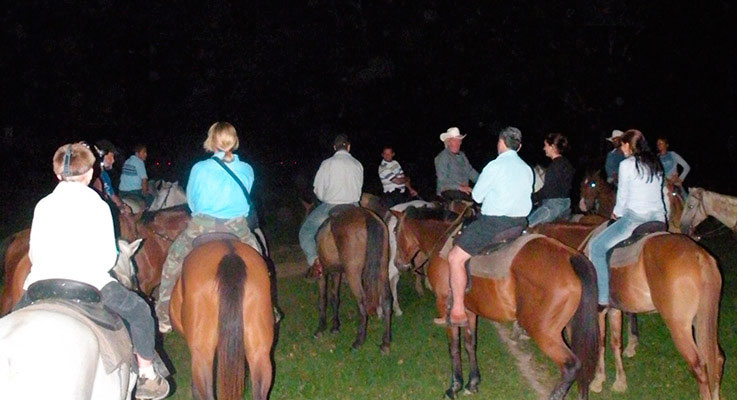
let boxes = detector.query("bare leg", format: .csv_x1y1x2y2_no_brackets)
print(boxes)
448,246,472,324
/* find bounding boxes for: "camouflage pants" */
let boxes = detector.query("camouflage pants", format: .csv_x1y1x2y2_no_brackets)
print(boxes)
155,214,261,325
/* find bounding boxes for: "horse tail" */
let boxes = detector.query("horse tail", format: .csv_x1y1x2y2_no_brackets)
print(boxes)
362,212,387,314
216,241,247,400
569,252,600,392
696,251,724,396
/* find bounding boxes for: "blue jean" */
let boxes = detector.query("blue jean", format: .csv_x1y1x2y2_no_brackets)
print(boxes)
527,198,571,227
589,210,665,305
299,202,340,265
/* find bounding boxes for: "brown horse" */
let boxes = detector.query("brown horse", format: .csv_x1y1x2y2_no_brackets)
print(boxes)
0,229,31,315
315,205,392,353
170,238,274,400
532,218,724,398
393,208,599,400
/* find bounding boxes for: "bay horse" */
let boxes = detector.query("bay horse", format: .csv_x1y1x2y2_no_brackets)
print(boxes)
170,238,274,400
314,205,392,353
680,187,737,238
393,208,599,400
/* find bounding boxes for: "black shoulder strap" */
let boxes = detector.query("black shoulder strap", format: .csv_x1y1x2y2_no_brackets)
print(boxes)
211,156,251,203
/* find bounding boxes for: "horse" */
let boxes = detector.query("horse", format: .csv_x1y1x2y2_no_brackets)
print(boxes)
393,207,599,400
148,180,187,212
170,237,274,400
314,205,393,353
0,240,144,400
533,163,546,193
680,187,737,238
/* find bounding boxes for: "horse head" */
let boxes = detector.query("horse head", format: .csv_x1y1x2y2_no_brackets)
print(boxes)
390,208,418,270
680,187,706,237
579,170,613,216
111,238,143,291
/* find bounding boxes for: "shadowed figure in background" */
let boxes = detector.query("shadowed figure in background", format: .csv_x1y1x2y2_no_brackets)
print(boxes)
528,132,575,227
434,127,479,202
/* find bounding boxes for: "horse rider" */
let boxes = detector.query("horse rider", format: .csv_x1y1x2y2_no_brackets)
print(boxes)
156,122,262,333
434,127,479,202
605,129,625,185
92,139,132,215
589,129,666,307
656,136,690,189
446,127,533,326
378,145,418,208
299,134,364,279
17,142,170,400
527,133,574,227
119,143,154,206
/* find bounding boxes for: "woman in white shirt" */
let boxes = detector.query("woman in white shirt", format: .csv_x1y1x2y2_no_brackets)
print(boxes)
589,129,666,306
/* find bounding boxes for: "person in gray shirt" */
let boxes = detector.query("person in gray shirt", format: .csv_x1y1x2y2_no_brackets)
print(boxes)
434,127,479,201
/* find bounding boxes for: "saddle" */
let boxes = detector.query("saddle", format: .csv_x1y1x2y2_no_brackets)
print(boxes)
192,231,240,248
26,279,123,331
606,221,668,269
465,233,545,284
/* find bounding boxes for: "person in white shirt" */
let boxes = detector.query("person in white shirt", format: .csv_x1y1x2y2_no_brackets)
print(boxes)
589,129,666,306
299,134,364,278
19,142,170,399
378,146,417,207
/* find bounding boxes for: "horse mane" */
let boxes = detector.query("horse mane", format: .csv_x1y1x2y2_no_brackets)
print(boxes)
405,206,458,222
140,204,190,223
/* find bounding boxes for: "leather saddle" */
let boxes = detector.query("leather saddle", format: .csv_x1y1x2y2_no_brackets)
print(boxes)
606,221,668,268
192,231,240,248
475,225,527,255
463,226,528,291
25,279,123,331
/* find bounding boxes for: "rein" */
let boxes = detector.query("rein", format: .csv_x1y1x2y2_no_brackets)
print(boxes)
409,202,471,275
136,220,176,242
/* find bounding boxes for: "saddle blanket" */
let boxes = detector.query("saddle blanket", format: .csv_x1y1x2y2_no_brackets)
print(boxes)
17,302,133,374
584,222,670,269
439,225,546,280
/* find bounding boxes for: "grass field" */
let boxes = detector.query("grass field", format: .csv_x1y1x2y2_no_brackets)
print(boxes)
157,221,737,400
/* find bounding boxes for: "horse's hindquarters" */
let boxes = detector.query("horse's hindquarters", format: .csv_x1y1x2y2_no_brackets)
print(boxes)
0,309,132,400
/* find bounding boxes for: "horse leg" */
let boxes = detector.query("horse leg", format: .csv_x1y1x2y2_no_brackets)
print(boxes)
589,308,607,393
608,309,627,392
314,273,328,338
662,316,712,400
622,313,639,358
246,348,273,400
380,274,392,354
445,325,464,399
462,313,480,394
390,270,402,317
330,273,342,333
190,349,215,400
344,270,368,349
414,273,424,296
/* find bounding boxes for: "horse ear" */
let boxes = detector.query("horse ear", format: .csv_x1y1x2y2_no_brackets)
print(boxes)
129,238,143,253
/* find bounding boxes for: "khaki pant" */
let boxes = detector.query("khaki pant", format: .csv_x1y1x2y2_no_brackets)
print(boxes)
155,214,261,326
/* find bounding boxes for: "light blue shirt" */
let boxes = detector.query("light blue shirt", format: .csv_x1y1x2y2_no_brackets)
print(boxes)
187,152,254,219
659,151,690,181
605,149,625,182
472,150,533,217
119,155,148,191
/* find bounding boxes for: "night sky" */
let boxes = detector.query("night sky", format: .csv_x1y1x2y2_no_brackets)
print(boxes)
2,1,736,230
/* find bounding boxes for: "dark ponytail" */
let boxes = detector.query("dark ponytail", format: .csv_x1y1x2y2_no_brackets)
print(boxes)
622,129,663,182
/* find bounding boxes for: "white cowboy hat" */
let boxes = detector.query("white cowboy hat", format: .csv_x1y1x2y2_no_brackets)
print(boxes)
606,129,624,142
439,127,466,142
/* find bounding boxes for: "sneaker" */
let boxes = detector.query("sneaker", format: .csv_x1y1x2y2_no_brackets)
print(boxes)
135,375,170,400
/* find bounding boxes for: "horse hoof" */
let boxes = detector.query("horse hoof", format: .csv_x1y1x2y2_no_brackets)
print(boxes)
351,341,363,350
464,384,479,394
444,389,457,399
313,331,324,339
622,345,637,358
612,379,627,393
394,308,403,317
380,343,391,355
330,327,340,334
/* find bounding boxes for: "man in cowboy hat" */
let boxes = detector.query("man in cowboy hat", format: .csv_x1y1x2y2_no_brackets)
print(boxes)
434,127,479,201
605,129,625,185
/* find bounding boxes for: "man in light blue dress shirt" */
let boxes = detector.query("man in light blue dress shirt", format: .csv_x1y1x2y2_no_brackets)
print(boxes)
445,127,533,326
